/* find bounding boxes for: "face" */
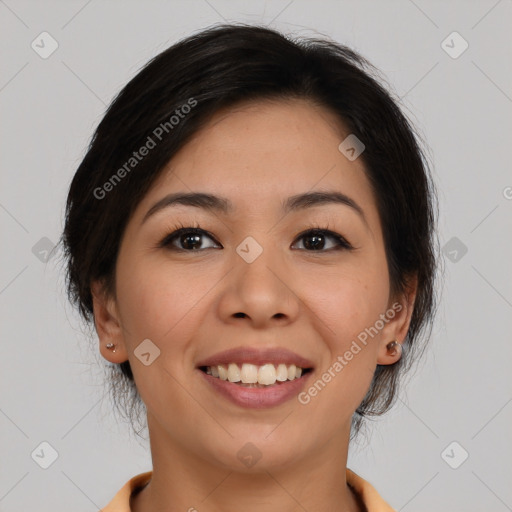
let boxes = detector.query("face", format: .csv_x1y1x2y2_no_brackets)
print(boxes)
93,99,413,472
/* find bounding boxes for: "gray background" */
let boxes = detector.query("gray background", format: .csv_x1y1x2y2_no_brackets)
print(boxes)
1,1,511,511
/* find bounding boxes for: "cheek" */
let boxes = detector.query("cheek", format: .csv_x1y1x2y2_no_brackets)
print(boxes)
303,258,390,346
115,257,207,347
296,270,386,425
114,258,209,409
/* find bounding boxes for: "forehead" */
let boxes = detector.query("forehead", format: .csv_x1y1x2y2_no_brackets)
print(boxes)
134,99,377,221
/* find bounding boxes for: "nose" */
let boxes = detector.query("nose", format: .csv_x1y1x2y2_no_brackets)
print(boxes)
216,243,301,329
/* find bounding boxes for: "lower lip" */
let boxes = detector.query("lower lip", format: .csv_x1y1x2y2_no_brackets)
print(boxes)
198,369,313,409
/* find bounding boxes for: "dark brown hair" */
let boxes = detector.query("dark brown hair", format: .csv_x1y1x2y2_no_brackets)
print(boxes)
60,23,439,438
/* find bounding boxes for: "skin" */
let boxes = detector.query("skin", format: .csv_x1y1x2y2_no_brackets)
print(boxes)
92,98,416,512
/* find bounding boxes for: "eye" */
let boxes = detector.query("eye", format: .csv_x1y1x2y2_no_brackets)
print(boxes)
291,228,353,252
158,224,353,253
159,227,221,251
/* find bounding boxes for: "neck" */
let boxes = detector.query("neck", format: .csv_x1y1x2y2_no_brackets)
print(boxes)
131,414,363,512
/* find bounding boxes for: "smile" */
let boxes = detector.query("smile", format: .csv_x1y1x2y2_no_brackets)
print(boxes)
199,363,312,386
197,364,314,409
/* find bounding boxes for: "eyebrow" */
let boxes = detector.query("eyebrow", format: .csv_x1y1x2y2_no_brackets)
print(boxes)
141,190,367,226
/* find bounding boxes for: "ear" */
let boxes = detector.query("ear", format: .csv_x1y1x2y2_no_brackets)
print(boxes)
90,279,129,363
376,275,418,365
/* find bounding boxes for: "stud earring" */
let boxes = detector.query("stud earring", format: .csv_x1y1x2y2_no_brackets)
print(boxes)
106,342,116,353
386,340,402,358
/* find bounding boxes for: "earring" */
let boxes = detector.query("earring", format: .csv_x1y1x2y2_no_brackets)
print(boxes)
386,340,402,358
106,342,116,353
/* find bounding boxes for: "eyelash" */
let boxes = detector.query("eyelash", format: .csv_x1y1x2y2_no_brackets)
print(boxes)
157,221,354,253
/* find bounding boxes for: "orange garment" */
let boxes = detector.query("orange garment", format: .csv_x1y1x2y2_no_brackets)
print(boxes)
101,468,395,511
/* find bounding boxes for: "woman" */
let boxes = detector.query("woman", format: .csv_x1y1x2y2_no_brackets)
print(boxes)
61,24,438,512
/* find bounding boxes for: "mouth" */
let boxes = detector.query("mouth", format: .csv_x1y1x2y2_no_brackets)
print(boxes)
198,363,314,388
196,362,315,409
195,346,315,408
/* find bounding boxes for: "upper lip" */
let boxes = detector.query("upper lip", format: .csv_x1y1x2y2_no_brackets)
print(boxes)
196,347,315,369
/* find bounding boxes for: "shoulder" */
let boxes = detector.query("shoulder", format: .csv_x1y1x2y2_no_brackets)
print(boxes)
101,469,395,512
346,468,396,512
100,471,152,512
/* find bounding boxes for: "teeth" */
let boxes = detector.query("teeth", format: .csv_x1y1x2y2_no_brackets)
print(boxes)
227,363,241,382
258,364,276,385
276,363,288,381
218,365,228,381
240,363,258,383
204,363,307,385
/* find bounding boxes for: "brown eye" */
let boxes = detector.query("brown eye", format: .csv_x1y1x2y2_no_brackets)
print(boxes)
292,229,353,251
159,227,352,253
160,228,221,251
